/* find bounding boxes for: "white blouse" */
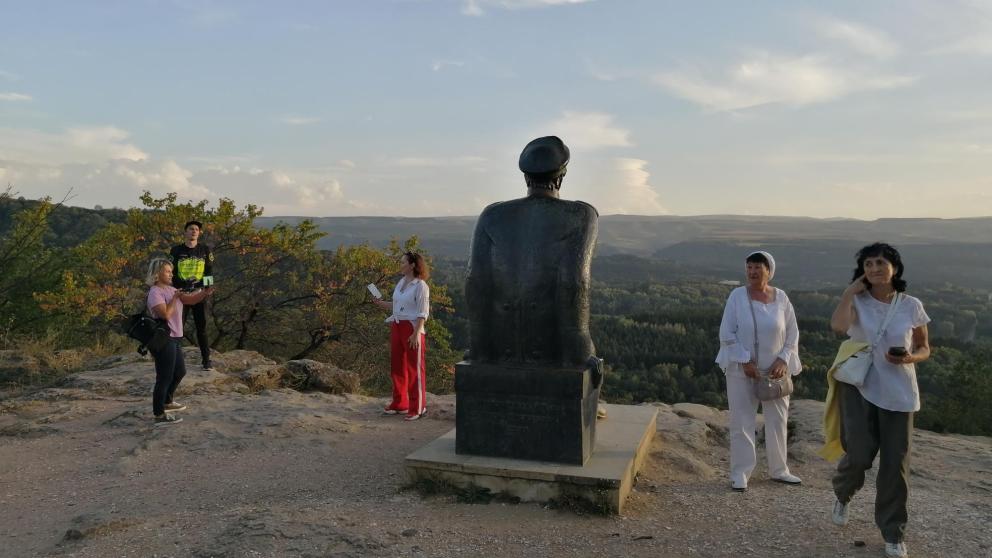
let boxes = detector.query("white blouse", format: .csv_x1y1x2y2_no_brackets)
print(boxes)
716,286,802,378
847,292,930,412
386,277,430,329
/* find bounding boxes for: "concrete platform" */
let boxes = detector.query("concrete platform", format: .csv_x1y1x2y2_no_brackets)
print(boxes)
405,403,657,514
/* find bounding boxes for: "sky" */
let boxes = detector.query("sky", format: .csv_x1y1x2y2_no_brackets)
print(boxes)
2,0,992,219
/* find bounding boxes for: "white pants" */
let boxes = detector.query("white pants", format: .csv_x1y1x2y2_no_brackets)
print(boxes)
726,374,791,484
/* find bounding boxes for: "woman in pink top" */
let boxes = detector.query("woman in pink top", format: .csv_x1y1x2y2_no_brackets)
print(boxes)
145,258,213,426
372,252,431,421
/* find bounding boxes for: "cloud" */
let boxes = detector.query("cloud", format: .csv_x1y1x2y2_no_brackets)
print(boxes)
654,53,915,111
461,0,593,16
0,158,213,205
431,60,465,72
813,17,899,59
545,111,632,150
277,115,321,125
0,92,32,101
594,158,668,215
0,126,148,166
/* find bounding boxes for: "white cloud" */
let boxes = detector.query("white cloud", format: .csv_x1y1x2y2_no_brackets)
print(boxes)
813,17,899,59
461,0,593,16
0,126,148,166
278,115,321,125
594,158,668,215
546,111,632,150
655,53,915,111
431,60,465,72
191,166,345,210
0,92,32,101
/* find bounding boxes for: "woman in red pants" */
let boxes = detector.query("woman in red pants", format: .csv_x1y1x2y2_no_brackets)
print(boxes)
373,251,430,421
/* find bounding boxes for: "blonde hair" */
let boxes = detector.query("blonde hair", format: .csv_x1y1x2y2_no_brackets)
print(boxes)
145,258,173,287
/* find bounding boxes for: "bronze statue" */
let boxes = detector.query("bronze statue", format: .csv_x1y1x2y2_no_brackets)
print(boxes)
457,136,603,464
465,136,599,373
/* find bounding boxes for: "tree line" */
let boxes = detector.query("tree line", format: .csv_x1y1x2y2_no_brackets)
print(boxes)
3,191,991,435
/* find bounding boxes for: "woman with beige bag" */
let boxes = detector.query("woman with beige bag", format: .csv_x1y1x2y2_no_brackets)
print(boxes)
828,242,930,558
716,251,802,492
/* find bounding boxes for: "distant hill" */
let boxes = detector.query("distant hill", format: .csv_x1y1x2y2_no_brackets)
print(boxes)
257,215,992,289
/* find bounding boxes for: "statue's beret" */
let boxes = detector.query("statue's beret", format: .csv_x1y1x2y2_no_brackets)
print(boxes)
519,136,570,175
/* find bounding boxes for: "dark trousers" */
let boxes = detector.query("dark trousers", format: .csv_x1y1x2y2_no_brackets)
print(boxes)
833,382,913,544
152,337,187,416
183,300,210,365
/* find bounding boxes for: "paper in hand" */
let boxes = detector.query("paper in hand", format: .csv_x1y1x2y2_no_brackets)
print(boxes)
366,283,383,299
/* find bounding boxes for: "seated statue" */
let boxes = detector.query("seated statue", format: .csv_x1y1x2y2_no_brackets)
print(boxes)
465,136,600,379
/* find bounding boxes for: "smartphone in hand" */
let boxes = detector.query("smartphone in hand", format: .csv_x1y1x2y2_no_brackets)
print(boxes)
888,346,908,357
367,283,383,299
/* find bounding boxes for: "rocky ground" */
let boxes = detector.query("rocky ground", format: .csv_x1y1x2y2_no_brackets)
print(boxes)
1,349,990,558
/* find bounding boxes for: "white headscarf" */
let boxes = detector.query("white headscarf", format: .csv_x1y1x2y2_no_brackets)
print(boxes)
746,250,776,280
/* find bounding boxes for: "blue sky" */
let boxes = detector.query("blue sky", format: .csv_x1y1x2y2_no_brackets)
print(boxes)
2,0,991,218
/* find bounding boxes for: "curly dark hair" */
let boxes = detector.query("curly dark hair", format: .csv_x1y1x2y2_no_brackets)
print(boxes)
852,242,907,292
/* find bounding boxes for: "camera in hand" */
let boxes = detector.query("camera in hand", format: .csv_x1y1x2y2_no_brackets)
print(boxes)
887,346,908,357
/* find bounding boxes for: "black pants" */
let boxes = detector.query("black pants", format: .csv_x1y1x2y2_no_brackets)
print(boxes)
833,382,913,544
152,337,187,416
183,300,210,366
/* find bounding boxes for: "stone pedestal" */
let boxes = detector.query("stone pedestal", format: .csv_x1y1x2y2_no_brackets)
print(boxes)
455,361,599,466
406,404,658,514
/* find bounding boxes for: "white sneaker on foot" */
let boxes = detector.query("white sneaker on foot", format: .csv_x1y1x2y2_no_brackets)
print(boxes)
771,473,802,485
832,499,849,526
885,542,908,557
730,478,747,491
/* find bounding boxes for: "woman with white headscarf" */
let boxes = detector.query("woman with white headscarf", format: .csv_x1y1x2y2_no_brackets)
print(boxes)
716,251,803,491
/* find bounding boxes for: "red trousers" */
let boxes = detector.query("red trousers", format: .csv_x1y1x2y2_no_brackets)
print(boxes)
388,320,426,416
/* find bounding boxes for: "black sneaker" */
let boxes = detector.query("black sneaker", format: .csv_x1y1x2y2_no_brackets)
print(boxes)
154,414,183,426
202,361,215,371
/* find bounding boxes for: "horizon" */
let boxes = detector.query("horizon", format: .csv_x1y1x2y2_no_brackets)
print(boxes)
3,1,992,219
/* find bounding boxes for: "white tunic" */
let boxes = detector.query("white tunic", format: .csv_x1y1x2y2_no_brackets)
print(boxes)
716,286,802,378
847,292,930,412
385,277,430,328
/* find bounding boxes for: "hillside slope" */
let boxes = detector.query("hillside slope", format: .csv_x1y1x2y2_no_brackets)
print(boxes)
1,350,990,557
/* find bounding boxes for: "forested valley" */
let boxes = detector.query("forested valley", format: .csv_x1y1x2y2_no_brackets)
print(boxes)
3,190,991,436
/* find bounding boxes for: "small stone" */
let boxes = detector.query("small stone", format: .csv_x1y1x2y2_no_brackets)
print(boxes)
853,540,866,547
64,529,84,541
402,528,418,537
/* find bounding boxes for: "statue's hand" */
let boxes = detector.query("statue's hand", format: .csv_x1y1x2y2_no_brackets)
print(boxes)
587,356,604,389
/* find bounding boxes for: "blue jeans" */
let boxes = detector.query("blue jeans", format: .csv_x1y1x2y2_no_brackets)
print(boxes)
152,337,187,416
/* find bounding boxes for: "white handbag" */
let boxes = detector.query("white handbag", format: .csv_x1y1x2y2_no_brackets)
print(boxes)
834,293,902,387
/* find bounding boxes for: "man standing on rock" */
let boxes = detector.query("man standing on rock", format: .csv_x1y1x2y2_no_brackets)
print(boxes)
170,220,214,371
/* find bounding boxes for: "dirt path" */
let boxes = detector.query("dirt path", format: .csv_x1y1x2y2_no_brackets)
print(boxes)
1,351,989,557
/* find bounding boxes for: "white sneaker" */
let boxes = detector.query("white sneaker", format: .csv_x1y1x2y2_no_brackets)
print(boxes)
885,542,908,557
771,473,802,485
730,478,747,491
831,500,851,527
832,499,849,526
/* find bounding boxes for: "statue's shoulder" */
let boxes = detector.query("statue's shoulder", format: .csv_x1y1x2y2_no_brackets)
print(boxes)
478,198,525,220
569,199,599,218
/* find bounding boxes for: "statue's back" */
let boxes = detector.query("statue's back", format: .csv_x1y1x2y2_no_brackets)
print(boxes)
466,196,597,365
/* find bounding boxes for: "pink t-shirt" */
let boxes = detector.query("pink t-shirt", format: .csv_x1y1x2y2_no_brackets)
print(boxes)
147,285,183,338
